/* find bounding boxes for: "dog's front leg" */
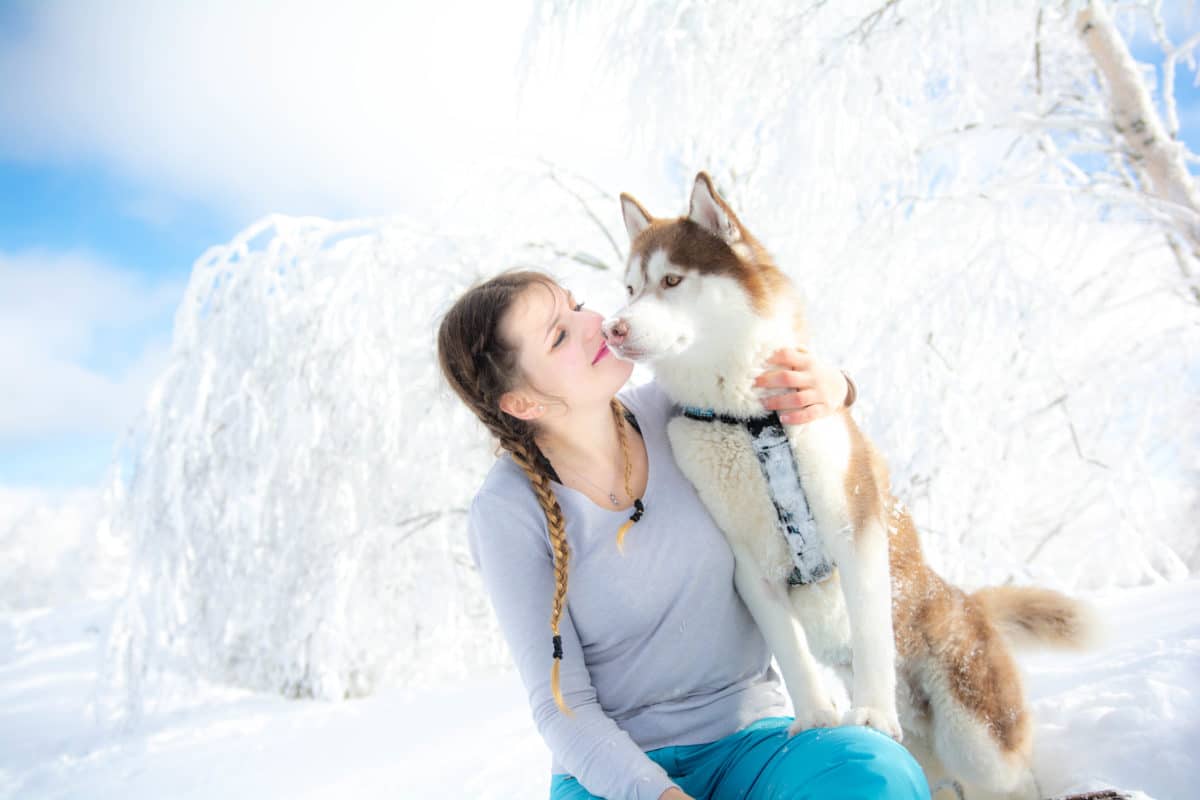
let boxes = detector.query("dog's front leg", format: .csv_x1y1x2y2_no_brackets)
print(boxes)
730,546,839,735
828,517,902,740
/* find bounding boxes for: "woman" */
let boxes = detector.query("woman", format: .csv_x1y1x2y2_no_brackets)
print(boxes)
437,270,929,800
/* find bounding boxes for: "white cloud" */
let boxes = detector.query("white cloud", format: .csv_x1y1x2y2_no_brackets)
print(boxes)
0,0,542,221
0,0,657,227
0,251,182,441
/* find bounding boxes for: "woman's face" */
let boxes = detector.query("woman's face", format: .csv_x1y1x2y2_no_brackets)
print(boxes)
499,281,634,420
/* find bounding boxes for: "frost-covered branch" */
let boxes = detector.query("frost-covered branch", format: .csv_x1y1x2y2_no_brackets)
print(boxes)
1148,0,1200,139
523,240,611,270
854,0,903,42
541,161,624,267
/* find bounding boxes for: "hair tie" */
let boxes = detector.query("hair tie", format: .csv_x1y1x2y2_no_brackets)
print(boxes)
552,634,563,660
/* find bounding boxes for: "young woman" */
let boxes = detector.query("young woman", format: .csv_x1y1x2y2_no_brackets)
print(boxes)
437,270,930,800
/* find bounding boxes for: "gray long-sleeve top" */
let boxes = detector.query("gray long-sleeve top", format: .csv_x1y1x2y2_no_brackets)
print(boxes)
467,379,788,800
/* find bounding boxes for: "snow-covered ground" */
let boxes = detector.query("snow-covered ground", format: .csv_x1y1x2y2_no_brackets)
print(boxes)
2,580,1195,799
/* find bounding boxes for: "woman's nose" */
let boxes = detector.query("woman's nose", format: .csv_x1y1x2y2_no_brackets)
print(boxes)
584,309,604,338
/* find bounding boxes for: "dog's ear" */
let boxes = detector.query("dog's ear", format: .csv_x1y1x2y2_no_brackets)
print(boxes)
688,172,741,243
621,193,652,240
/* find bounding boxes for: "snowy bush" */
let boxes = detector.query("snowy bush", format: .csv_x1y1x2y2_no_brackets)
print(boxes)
97,190,633,721
0,486,126,611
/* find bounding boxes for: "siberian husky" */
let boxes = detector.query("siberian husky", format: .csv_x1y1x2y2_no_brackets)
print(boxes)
601,172,1094,799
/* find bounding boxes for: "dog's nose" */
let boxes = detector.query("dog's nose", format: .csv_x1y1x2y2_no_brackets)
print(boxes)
603,318,629,346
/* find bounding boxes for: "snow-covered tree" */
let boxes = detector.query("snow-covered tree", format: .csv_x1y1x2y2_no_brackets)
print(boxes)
95,180,636,721
99,0,1198,719
1075,0,1200,294
525,0,1199,586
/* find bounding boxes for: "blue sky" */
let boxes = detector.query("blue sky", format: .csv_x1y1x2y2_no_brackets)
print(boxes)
0,162,231,485
0,0,531,490
0,1,1197,492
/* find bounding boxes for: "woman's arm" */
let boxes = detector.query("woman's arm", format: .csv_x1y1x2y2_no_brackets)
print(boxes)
468,489,681,800
753,348,854,425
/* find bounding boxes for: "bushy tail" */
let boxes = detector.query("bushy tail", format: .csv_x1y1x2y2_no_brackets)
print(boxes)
973,585,1099,651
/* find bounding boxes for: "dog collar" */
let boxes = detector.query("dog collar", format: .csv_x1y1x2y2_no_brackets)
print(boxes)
674,404,835,586
679,405,761,425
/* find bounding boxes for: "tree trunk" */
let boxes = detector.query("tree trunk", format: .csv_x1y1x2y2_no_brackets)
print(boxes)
1077,0,1200,258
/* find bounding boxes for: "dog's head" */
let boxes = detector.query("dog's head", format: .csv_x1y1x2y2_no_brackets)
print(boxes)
602,172,796,365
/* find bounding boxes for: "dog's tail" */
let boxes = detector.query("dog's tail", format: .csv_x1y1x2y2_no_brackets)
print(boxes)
973,585,1099,651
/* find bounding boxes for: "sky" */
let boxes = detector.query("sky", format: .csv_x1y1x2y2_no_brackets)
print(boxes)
0,0,1197,492
0,0,536,489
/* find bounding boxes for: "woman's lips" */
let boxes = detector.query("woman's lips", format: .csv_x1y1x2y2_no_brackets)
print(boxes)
592,342,610,365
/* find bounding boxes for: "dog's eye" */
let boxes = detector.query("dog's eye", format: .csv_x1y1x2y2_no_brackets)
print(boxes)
626,285,634,296
662,274,683,289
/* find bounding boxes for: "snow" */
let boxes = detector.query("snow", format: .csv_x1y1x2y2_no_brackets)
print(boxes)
3,1,1198,798
1,599,547,800
1026,580,1200,800
3,582,1196,799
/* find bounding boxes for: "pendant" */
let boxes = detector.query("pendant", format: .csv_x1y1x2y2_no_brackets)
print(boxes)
609,493,619,506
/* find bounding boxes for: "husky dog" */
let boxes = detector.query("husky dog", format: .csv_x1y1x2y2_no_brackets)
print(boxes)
602,172,1093,799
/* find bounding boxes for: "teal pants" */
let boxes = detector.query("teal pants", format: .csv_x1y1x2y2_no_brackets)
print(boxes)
550,718,930,799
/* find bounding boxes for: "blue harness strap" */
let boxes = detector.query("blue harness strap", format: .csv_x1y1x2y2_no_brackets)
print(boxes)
678,405,835,586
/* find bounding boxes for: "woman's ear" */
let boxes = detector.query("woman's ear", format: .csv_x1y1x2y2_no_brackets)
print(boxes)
499,390,544,421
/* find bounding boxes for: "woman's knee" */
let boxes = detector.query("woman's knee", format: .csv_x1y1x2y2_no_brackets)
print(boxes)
772,726,930,800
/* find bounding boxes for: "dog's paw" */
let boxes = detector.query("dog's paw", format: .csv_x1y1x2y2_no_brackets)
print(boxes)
787,702,842,737
842,706,903,741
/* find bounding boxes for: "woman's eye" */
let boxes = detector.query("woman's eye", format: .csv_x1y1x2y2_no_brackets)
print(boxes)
662,274,683,289
551,299,585,349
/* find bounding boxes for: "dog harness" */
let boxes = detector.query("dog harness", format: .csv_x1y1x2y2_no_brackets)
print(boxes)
676,405,836,586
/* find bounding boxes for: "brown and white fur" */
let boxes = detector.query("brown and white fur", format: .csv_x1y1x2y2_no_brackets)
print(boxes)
602,173,1095,799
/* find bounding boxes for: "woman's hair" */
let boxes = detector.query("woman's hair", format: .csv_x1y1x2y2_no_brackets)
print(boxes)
437,269,632,715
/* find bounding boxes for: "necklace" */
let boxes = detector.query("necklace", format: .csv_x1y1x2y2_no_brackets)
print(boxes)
563,466,622,506
543,412,645,553
545,445,625,507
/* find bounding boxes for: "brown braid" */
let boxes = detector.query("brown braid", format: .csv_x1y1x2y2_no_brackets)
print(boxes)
612,399,638,553
614,400,633,495
503,435,575,714
437,269,628,717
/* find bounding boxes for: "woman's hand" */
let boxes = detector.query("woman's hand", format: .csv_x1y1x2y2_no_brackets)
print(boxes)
753,348,851,425
658,788,694,800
